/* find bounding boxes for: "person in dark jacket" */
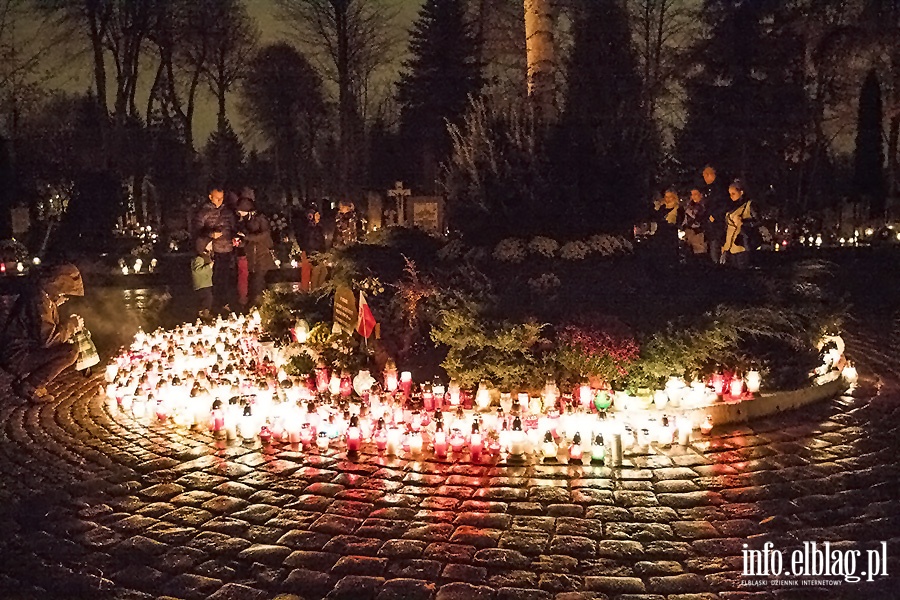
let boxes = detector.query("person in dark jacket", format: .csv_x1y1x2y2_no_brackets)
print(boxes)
236,196,276,309
193,184,237,313
701,165,729,263
333,200,359,248
1,264,84,402
302,208,328,289
303,208,327,254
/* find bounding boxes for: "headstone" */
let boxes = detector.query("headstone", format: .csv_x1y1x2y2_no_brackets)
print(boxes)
408,196,444,233
333,285,357,334
10,206,29,237
367,191,383,232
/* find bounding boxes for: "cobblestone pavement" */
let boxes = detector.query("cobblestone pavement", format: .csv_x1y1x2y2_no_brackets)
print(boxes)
0,323,898,600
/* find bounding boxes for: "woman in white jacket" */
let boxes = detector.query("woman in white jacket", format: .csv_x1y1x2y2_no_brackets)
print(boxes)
720,179,754,269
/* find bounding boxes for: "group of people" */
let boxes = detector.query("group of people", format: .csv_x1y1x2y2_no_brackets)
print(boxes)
649,165,763,268
191,186,364,317
191,185,276,317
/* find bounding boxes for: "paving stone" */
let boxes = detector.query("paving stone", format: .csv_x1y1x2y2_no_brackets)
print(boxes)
283,550,340,570
583,576,646,594
326,575,385,600
499,530,549,555
207,583,268,600
386,558,442,579
331,555,388,576
377,578,436,600
496,587,552,600
435,582,495,600
472,547,532,569
283,568,333,597
547,535,596,558
442,562,488,583
450,525,502,548
538,573,583,593
424,542,477,563
377,539,426,558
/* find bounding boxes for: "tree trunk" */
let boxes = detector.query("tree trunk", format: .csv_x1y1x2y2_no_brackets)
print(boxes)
336,2,352,197
524,0,557,121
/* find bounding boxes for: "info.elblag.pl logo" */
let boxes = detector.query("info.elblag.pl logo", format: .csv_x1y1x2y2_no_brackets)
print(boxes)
742,542,889,586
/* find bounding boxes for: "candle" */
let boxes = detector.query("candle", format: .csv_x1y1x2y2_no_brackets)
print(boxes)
578,384,592,409
842,363,858,384
259,425,272,444
700,415,713,436
711,372,725,396
210,399,224,433
384,363,399,392
746,370,761,394
316,431,330,451
105,364,118,383
386,427,402,456
346,415,361,452
541,431,557,461
399,371,413,397
569,432,583,463
591,434,605,463
676,417,691,445
408,432,423,455
433,427,448,458
475,381,492,410
448,380,460,406
729,377,744,398
470,422,483,460
449,429,466,453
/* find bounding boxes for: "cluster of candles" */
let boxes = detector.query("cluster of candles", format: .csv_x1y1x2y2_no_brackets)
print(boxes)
102,314,791,465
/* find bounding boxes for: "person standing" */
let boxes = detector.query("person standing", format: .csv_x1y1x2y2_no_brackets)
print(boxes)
701,165,728,263
683,187,708,257
333,200,359,248
0,264,84,402
302,208,328,289
651,188,683,260
193,184,237,314
191,237,214,318
721,179,754,269
236,195,276,309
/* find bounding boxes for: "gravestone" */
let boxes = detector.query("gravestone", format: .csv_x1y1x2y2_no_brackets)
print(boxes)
408,196,444,233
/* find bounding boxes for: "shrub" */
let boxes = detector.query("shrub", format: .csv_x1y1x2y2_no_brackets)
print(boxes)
553,320,640,388
431,307,543,389
257,289,332,338
528,273,561,296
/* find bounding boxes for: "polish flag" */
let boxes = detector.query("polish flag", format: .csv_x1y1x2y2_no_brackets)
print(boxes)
357,291,377,339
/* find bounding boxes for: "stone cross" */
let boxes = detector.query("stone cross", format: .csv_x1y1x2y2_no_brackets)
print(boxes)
387,181,411,225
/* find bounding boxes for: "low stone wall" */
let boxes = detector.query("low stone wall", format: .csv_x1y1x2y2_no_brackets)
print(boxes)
683,371,847,427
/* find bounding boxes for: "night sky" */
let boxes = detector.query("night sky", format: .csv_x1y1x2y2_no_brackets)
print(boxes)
42,0,425,146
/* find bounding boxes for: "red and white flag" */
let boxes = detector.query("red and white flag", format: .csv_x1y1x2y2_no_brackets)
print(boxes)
357,291,377,339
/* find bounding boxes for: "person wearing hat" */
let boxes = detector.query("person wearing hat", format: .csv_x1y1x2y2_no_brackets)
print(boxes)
191,236,215,318
236,194,276,309
0,264,85,402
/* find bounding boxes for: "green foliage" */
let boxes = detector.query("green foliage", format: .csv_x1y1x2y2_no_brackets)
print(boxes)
431,307,543,390
257,288,331,338
283,352,316,377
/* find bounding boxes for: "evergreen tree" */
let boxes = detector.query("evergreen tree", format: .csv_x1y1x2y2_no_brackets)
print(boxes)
557,0,658,231
203,121,245,187
678,0,809,200
397,0,483,191
853,69,886,218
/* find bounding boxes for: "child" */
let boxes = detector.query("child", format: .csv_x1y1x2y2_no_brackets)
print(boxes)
191,237,214,318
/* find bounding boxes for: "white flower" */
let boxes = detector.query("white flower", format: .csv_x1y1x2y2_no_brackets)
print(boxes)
493,238,526,263
528,236,559,258
560,240,590,260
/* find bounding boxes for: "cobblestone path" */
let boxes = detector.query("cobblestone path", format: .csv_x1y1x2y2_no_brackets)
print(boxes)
0,323,898,600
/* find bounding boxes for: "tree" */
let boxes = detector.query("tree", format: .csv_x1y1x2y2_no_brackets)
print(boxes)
628,0,696,130
203,120,244,186
240,42,326,204
276,0,399,195
853,69,886,216
397,0,484,191
524,0,556,120
678,0,810,202
200,0,257,139
557,0,657,230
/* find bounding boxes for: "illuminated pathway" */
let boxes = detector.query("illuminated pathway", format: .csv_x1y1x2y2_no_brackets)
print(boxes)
0,323,898,600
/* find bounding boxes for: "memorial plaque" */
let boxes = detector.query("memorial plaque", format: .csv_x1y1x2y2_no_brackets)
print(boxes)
409,196,443,233
333,286,357,334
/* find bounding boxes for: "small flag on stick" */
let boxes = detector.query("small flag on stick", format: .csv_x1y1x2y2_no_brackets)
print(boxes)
357,291,377,339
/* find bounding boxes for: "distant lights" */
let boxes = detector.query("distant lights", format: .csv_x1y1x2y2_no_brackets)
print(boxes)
32,257,41,265
16,262,24,273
